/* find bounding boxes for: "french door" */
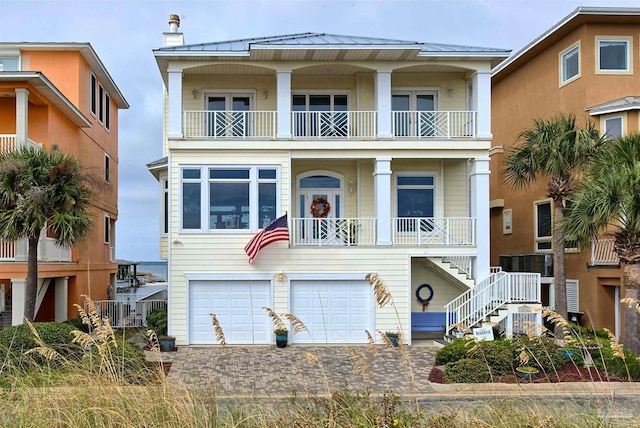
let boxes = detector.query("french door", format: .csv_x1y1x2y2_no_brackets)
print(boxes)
297,190,344,245
392,91,437,137
206,94,252,137
293,93,349,137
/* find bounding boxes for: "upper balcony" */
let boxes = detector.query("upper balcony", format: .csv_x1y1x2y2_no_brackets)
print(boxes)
0,237,71,263
0,134,43,151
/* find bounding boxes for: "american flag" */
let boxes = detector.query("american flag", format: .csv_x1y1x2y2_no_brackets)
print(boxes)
244,214,289,263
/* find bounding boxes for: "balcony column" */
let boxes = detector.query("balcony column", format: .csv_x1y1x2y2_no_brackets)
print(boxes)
167,68,183,139
374,157,392,245
276,70,292,139
54,277,69,322
375,70,393,139
471,70,492,139
15,88,29,147
470,157,490,281
11,278,26,326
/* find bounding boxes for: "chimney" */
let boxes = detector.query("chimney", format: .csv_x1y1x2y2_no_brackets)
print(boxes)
163,14,184,47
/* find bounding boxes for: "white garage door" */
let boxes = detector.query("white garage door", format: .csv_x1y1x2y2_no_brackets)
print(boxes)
290,280,373,344
189,280,271,345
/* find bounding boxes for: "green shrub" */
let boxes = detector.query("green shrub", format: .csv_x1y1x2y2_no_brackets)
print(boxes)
435,339,472,365
82,340,149,384
146,307,168,336
512,335,564,373
443,358,492,383
467,339,514,375
0,322,82,369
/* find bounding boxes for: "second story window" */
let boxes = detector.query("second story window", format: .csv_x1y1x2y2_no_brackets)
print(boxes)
90,73,97,116
98,84,105,123
597,38,631,72
104,154,110,182
392,91,437,137
105,93,110,130
560,43,580,84
0,56,20,71
534,200,552,252
292,93,348,138
206,93,252,137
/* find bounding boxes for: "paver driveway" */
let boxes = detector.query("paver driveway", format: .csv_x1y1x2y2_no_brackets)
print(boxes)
167,344,437,397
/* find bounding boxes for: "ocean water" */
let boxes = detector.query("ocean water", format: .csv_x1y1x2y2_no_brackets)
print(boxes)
136,261,168,281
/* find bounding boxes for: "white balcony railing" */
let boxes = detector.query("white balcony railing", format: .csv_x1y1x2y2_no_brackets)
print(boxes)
291,218,377,246
292,111,377,139
392,111,476,138
183,111,276,139
0,134,43,150
89,299,167,329
392,217,476,246
591,239,619,265
0,237,71,262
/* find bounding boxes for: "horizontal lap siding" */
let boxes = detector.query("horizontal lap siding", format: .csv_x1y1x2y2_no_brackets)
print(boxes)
410,259,466,312
443,160,468,217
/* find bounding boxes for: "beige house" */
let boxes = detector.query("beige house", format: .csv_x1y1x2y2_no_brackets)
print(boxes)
149,16,538,346
491,7,640,339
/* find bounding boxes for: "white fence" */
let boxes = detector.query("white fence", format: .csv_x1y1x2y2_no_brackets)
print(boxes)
591,239,618,265
291,218,376,246
392,217,476,246
292,111,377,139
183,111,276,139
0,240,15,261
444,271,540,335
89,300,167,329
392,111,476,138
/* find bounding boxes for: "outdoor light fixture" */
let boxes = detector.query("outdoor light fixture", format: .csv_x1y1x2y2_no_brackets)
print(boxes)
191,89,197,99
274,270,287,282
447,87,453,97
348,180,355,194
262,89,268,99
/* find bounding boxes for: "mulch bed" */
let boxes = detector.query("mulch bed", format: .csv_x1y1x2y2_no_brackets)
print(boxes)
428,363,629,384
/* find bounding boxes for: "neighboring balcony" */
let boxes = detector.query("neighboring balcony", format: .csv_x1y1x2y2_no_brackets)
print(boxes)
591,239,619,266
0,134,43,150
0,238,72,263
180,111,476,140
290,217,476,247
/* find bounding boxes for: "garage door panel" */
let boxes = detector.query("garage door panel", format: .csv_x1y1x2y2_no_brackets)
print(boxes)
291,280,372,344
189,280,271,345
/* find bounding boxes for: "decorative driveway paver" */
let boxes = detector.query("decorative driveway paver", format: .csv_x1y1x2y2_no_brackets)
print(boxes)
168,345,437,397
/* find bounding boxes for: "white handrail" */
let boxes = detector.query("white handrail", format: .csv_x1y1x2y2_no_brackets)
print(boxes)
392,111,476,138
392,217,476,246
183,111,276,138
292,111,377,139
291,218,376,246
444,271,540,334
89,299,168,329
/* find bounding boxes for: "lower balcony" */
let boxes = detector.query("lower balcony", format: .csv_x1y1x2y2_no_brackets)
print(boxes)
0,238,71,263
290,217,476,247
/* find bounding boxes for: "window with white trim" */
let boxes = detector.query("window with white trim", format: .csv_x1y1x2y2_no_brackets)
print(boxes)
105,93,110,130
104,214,111,244
180,166,279,231
604,116,623,140
534,200,552,252
597,38,631,72
90,73,97,116
0,56,20,71
560,43,580,84
396,174,436,218
98,84,104,123
104,154,110,183
162,177,168,235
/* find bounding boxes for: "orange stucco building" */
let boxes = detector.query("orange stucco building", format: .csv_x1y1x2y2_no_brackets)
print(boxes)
0,43,128,325
490,7,640,339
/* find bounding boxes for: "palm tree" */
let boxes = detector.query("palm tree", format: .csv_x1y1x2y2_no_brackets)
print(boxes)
502,114,602,321
0,146,92,321
564,133,640,353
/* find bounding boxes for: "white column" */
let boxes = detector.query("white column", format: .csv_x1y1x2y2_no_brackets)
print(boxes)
167,68,183,139
276,70,292,139
374,157,392,245
11,278,26,326
375,71,392,139
15,88,29,147
54,277,68,322
471,70,492,139
470,157,490,281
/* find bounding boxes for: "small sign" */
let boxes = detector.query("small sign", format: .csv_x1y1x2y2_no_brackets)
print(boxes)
472,326,494,341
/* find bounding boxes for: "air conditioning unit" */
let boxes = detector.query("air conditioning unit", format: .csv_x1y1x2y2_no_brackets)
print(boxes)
499,254,552,276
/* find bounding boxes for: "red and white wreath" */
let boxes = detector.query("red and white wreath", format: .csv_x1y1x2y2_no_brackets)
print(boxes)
310,197,331,218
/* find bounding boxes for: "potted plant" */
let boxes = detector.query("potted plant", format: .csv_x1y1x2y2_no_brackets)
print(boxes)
515,366,540,380
275,327,289,348
147,306,176,352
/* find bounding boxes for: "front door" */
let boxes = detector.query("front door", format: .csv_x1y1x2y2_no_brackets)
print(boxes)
297,190,343,245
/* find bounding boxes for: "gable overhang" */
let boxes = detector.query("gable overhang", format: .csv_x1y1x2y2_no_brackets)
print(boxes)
1,42,129,109
586,96,640,116
492,7,640,84
0,72,92,127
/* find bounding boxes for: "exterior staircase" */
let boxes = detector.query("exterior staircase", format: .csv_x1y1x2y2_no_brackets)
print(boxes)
424,257,475,288
444,271,542,338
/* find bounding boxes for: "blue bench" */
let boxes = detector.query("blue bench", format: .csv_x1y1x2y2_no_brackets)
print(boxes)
411,311,447,332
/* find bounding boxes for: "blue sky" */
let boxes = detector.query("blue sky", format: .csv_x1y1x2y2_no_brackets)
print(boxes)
1,0,638,260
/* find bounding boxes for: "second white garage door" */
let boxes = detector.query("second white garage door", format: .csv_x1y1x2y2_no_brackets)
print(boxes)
189,280,271,345
290,280,373,344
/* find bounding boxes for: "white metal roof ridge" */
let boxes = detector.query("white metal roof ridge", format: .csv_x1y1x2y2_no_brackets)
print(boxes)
585,96,640,116
492,6,640,76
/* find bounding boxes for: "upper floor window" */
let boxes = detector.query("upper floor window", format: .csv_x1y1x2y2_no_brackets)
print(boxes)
560,43,580,84
98,84,105,123
597,37,632,73
396,174,436,218
90,73,97,116
392,90,438,137
292,93,348,138
205,93,252,137
105,93,110,130
604,116,623,140
534,200,552,252
104,214,111,244
180,165,279,232
104,154,110,182
162,178,169,235
0,56,20,71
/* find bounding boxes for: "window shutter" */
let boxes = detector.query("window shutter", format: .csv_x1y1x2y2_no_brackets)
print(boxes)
566,280,579,313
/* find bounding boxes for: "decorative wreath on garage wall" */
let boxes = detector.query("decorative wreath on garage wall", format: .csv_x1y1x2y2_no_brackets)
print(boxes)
416,283,434,311
311,197,331,218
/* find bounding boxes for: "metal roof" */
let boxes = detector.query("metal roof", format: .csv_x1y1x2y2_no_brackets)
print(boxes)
156,32,508,55
586,96,640,116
